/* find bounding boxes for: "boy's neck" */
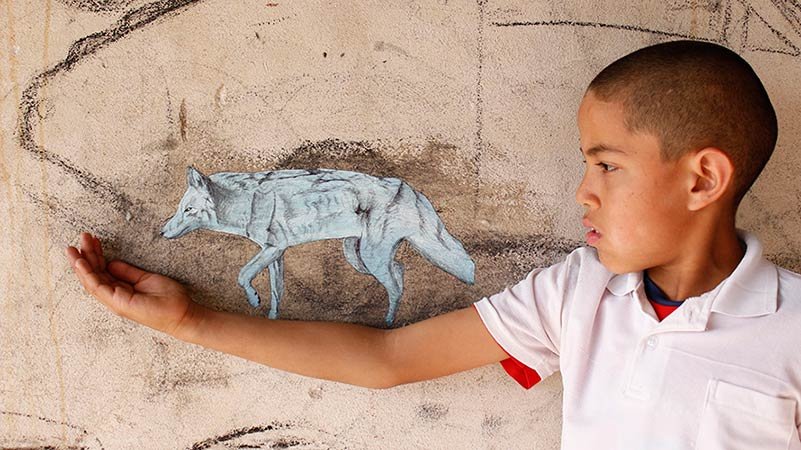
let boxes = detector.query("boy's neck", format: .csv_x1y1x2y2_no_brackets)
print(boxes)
645,220,745,302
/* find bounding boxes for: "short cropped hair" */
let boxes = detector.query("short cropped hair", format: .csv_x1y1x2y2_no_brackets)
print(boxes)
587,40,777,206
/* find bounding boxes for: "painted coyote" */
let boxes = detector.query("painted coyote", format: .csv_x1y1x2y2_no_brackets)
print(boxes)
160,166,475,324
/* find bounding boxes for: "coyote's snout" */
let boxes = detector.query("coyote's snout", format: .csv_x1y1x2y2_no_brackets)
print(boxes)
162,166,475,325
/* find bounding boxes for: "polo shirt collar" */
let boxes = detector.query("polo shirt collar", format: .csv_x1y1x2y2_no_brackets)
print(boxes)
607,270,641,297
711,229,778,317
605,229,778,318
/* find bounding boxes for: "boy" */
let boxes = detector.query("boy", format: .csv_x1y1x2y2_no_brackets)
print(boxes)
65,40,801,448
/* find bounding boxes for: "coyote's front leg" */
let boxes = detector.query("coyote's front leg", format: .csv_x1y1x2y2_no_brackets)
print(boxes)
237,245,285,318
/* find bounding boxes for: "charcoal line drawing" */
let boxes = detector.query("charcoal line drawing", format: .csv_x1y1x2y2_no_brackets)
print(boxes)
0,410,105,449
491,0,801,57
161,166,476,325
187,420,351,450
17,0,204,228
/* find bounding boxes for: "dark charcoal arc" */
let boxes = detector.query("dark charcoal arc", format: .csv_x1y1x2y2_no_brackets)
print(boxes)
0,410,105,450
187,421,346,450
57,0,138,14
17,0,204,222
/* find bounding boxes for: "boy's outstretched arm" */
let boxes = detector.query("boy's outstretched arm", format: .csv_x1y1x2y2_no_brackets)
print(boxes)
66,232,508,389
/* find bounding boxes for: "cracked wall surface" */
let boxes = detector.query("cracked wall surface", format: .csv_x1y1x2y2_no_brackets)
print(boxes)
2,0,801,448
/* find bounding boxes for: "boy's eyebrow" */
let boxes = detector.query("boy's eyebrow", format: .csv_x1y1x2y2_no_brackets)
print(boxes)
580,144,628,157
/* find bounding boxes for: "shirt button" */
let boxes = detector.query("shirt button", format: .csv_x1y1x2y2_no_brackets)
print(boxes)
646,336,658,349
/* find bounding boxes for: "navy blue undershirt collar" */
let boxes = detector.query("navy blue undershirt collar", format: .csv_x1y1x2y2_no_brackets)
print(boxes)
643,271,685,306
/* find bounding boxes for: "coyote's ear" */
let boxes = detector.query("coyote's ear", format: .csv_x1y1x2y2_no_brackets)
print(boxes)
187,165,210,191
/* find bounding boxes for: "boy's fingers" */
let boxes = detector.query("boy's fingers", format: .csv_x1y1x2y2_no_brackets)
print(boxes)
74,258,115,305
65,245,79,264
107,259,149,285
80,233,100,271
70,255,135,315
93,236,106,271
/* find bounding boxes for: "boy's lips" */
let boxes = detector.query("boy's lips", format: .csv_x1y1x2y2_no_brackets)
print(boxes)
582,217,602,245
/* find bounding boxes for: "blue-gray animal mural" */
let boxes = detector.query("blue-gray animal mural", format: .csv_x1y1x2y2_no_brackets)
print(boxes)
160,166,475,324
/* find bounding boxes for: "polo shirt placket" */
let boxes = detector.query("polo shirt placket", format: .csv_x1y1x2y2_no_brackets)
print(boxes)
614,272,722,402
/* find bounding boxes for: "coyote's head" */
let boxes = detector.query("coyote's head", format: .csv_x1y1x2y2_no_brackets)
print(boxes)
160,166,218,239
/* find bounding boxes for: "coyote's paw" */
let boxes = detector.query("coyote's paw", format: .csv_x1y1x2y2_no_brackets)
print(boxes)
245,290,261,308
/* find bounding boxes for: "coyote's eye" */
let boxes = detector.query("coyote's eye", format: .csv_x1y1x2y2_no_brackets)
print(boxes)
184,206,194,213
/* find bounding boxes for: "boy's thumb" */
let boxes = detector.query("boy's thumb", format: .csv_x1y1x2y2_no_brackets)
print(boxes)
107,260,149,284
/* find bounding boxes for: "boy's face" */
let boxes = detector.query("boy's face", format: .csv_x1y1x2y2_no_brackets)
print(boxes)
576,91,693,274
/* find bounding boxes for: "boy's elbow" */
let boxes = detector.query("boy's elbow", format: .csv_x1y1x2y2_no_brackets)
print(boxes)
363,329,404,390
369,328,433,389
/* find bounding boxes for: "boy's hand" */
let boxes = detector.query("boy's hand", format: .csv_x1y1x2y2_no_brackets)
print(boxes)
65,232,203,339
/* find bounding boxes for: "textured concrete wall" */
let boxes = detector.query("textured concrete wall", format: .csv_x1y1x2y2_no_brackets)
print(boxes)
2,0,800,448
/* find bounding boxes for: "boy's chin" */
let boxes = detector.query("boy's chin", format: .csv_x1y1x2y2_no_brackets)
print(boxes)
596,251,636,275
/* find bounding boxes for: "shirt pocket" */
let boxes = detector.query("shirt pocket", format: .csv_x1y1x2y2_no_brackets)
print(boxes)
696,379,798,450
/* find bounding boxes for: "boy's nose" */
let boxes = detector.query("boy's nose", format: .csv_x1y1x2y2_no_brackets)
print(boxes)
575,176,599,208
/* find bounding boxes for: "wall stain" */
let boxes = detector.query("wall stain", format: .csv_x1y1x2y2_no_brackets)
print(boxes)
187,420,348,449
179,98,188,141
22,185,124,238
416,402,449,420
373,40,410,58
56,0,138,14
481,413,505,436
34,0,71,443
143,336,232,401
307,384,324,399
473,0,486,212
2,0,26,438
214,83,226,107
273,138,401,176
40,86,66,450
251,13,295,28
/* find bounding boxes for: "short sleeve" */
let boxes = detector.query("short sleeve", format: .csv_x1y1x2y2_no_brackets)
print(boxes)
473,260,568,382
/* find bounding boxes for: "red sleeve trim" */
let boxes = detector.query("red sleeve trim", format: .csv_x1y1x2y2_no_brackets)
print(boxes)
499,354,542,390
472,303,542,389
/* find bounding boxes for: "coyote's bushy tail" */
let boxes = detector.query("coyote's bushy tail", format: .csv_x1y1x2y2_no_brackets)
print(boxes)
404,186,475,285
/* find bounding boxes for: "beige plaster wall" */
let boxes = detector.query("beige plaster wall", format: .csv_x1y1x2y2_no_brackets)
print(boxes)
2,0,800,448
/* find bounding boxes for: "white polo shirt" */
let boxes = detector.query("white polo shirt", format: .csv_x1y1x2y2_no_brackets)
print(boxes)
473,230,801,449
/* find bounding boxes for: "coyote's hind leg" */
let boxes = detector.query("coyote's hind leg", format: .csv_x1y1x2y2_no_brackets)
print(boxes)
360,238,404,325
267,252,285,319
343,237,370,274
237,245,284,316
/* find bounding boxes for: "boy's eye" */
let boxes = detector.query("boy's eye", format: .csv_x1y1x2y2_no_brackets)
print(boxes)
596,162,618,172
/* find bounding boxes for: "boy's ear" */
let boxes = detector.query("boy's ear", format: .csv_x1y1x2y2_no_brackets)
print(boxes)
685,147,735,211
